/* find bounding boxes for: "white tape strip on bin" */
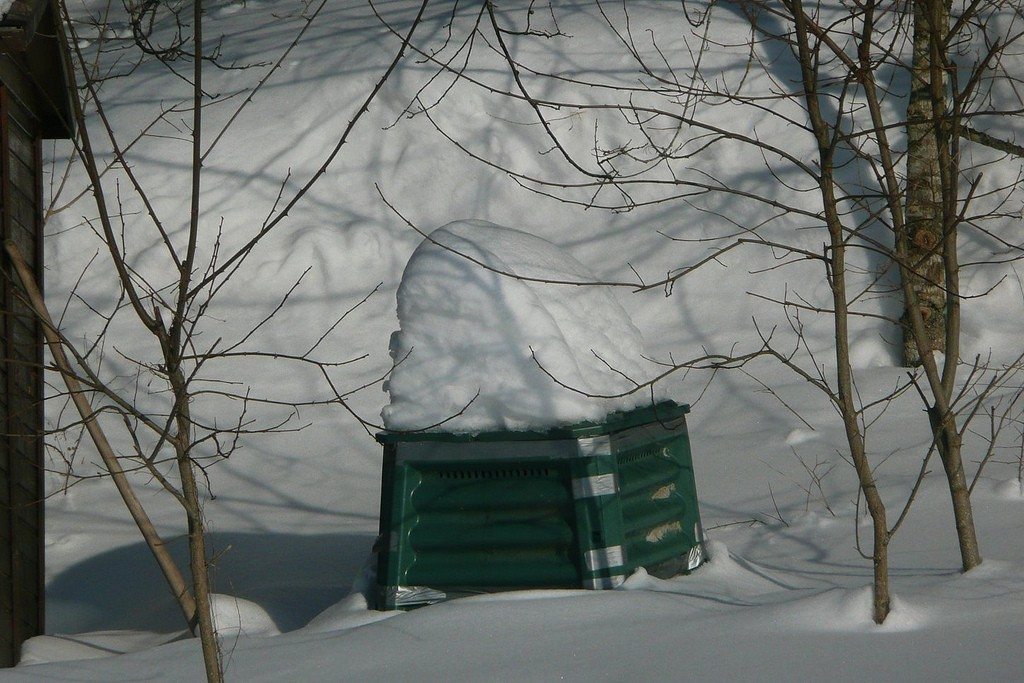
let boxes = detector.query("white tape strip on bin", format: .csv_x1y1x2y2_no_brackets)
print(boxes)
572,473,618,498
584,545,625,572
576,435,612,457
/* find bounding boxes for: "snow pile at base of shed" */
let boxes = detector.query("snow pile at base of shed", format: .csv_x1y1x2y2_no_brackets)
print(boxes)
382,220,662,432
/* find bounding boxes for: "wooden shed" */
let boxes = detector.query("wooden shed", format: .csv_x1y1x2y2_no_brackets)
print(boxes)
0,0,73,666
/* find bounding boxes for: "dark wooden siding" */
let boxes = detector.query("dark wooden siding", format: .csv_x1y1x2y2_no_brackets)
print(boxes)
0,84,45,667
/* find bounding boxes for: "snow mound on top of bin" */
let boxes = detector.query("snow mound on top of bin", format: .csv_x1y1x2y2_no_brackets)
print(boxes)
382,220,663,432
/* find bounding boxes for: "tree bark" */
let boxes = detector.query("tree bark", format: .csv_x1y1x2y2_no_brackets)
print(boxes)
930,407,983,570
902,0,983,573
901,0,949,366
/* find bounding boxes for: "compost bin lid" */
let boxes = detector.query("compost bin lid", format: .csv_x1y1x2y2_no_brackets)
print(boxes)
375,400,689,444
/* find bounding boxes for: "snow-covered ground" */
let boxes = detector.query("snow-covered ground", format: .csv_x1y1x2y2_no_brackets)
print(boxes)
10,0,1024,679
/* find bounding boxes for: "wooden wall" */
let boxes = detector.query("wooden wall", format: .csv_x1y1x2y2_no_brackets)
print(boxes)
0,83,45,667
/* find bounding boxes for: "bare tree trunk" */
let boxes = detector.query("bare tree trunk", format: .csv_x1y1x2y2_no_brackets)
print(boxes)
863,471,891,622
164,0,222,676
4,241,198,627
158,313,223,681
901,0,948,365
929,406,983,569
788,0,891,622
901,0,983,572
173,422,221,679
829,160,892,623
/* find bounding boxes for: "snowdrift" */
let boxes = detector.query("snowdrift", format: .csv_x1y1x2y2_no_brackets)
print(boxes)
383,220,662,432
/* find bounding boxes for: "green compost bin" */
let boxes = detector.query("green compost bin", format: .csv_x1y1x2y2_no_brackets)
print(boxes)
373,401,706,610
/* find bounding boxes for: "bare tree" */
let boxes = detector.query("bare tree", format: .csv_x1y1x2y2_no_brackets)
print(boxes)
15,1,431,679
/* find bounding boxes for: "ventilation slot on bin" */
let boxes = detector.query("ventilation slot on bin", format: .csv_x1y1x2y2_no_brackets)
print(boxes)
432,467,556,481
618,447,659,465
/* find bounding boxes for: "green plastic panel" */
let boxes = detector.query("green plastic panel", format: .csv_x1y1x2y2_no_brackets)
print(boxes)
374,401,704,610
